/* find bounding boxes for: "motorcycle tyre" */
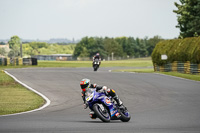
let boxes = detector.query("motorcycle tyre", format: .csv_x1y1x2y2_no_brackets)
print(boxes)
93,65,98,71
118,109,131,122
93,104,110,122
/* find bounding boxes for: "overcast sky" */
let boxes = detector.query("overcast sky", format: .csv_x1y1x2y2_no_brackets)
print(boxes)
0,0,180,40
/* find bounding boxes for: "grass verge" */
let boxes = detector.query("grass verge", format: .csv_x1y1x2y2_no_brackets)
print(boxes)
0,70,45,115
113,68,154,73
37,58,153,68
113,68,200,81
159,72,200,81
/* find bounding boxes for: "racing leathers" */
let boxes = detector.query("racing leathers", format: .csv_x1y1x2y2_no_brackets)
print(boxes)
81,84,123,109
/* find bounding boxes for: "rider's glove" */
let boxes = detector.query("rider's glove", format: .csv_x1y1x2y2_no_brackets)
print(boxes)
83,103,88,109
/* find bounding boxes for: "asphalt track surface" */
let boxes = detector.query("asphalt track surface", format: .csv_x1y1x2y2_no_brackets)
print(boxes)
1,67,200,133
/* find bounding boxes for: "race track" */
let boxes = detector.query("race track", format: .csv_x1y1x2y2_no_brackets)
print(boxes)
1,67,200,133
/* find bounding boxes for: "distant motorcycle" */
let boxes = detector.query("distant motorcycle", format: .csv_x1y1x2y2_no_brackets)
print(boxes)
85,88,131,122
93,59,100,71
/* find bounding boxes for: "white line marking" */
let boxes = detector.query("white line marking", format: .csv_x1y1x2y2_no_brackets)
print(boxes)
0,70,51,117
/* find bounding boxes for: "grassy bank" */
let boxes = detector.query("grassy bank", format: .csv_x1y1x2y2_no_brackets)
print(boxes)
0,70,45,115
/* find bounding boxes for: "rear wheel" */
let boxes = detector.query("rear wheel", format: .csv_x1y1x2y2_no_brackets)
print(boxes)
93,104,110,122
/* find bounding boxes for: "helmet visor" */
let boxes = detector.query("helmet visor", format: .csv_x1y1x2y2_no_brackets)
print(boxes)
81,84,88,89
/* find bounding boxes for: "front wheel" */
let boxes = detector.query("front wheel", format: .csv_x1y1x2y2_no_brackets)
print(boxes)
93,104,110,122
93,65,98,71
119,108,131,122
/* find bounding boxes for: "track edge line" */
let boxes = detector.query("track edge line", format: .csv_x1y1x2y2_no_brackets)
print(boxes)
0,70,51,117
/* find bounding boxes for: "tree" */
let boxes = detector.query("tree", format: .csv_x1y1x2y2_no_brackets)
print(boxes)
138,38,148,57
126,37,136,57
8,45,20,58
7,36,21,58
173,0,200,38
103,38,123,57
147,36,163,56
8,36,21,49
0,48,6,56
73,37,107,59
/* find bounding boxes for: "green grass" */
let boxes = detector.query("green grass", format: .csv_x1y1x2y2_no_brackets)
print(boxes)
0,70,45,115
113,68,200,81
113,68,154,73
159,72,200,81
37,58,153,68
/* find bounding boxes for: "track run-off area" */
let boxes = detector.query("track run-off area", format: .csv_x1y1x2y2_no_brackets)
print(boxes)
1,67,200,133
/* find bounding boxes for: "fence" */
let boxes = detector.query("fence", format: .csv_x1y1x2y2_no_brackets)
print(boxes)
0,58,37,66
154,61,200,74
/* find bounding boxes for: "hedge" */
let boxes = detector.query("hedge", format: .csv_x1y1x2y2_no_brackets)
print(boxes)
151,37,200,66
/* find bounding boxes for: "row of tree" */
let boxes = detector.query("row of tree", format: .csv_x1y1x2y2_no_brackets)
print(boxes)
22,42,75,56
73,36,163,59
0,36,75,58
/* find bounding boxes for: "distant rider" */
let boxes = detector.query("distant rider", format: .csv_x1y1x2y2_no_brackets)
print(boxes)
93,53,101,65
80,78,125,119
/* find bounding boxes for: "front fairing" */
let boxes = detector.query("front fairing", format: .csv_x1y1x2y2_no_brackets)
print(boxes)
86,91,106,109
86,89,119,119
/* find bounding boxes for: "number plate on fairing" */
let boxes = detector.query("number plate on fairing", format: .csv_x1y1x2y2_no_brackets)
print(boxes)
86,92,94,102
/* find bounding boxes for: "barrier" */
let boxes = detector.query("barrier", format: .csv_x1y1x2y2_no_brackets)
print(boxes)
7,58,10,65
177,62,185,73
18,58,23,65
0,58,2,65
184,61,190,74
23,58,32,65
172,61,177,72
0,58,37,66
190,64,199,74
31,58,37,65
154,61,200,74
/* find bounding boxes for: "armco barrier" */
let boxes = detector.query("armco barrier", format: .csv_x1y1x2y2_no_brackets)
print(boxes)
177,62,185,73
31,58,37,65
18,58,23,65
0,58,2,65
3,58,7,66
172,61,177,72
7,58,10,65
0,58,37,66
23,58,32,65
154,61,200,74
184,61,190,74
190,64,199,74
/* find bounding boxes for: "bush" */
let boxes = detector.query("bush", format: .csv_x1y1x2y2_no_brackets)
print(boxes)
151,37,200,65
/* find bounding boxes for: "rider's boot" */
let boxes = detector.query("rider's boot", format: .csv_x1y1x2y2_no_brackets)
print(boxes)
89,111,97,119
113,96,127,111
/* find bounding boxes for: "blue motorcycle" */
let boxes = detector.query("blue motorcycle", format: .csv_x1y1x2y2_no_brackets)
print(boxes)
85,88,131,122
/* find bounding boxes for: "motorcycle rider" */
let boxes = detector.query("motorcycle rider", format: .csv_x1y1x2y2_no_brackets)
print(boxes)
80,78,125,119
93,53,101,65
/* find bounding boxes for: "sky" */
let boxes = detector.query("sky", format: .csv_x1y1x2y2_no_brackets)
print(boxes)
0,0,180,40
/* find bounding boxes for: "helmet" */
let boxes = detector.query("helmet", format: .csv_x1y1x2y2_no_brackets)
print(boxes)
80,78,90,91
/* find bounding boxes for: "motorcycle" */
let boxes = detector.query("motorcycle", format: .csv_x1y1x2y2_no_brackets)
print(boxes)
93,59,100,71
85,88,131,122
